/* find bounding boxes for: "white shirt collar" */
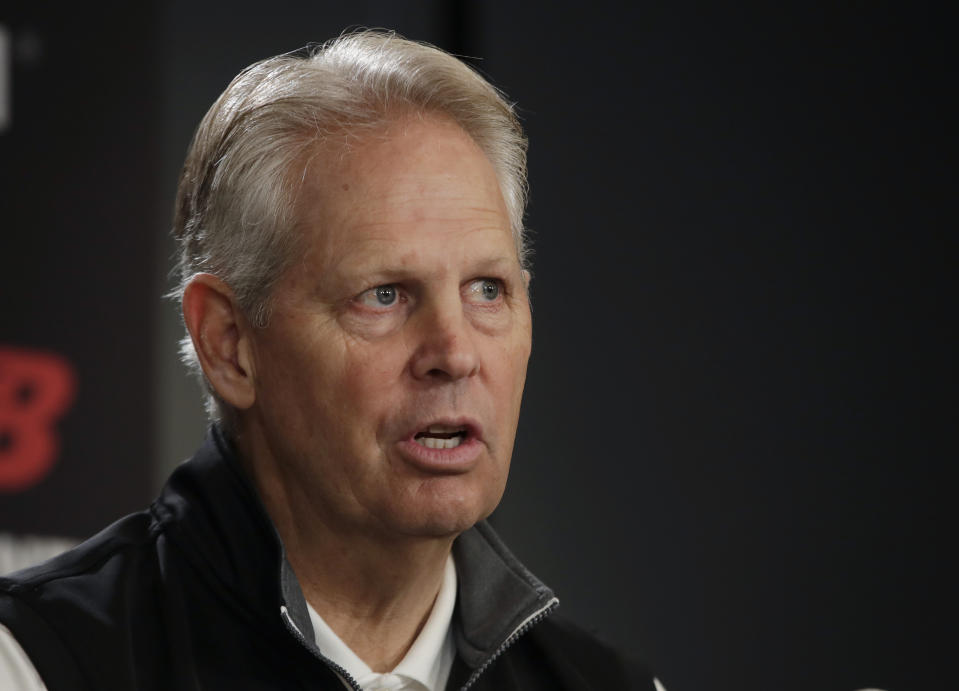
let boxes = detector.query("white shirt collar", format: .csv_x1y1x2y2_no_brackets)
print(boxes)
307,554,457,691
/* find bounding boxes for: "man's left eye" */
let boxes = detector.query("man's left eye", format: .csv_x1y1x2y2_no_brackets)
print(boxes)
468,279,502,302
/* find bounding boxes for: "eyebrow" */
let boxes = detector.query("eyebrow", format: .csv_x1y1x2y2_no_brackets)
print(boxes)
328,254,521,287
467,255,521,274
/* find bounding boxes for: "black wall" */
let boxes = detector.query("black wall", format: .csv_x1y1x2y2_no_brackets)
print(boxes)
479,4,951,691
1,2,951,690
1,4,157,536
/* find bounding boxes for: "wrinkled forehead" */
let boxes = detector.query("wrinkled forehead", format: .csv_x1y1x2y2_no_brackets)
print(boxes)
291,114,512,228
286,113,516,271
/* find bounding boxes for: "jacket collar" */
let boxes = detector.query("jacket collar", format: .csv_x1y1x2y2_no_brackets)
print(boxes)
152,426,558,669
452,522,558,668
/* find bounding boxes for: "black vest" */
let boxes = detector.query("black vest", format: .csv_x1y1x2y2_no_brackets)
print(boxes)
0,428,654,690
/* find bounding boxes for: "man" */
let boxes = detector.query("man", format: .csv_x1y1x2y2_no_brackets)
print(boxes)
0,31,662,690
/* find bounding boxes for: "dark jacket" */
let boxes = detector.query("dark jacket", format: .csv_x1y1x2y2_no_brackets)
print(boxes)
0,428,655,690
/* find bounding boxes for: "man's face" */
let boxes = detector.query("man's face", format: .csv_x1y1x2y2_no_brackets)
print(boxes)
241,114,531,541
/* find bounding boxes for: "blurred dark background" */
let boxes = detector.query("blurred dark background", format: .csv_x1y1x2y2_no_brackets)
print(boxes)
1,2,952,690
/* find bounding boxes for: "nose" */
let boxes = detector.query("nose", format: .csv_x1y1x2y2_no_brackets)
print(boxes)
408,296,480,382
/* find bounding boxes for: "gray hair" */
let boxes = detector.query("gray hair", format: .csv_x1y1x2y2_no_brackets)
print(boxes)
171,30,530,422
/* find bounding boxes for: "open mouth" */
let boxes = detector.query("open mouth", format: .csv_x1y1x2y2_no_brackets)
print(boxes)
414,424,468,449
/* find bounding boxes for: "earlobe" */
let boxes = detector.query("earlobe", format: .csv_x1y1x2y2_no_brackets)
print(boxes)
182,274,256,410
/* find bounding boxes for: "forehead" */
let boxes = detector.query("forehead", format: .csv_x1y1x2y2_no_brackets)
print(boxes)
290,114,516,275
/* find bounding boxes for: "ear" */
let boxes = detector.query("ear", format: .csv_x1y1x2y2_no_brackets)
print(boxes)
182,274,256,410
521,269,532,290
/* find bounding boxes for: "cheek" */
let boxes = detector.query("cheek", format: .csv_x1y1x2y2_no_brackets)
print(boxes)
341,337,412,401
485,333,531,411
256,323,352,418
506,318,533,383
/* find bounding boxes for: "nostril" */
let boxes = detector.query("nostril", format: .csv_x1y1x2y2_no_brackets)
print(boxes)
409,327,480,380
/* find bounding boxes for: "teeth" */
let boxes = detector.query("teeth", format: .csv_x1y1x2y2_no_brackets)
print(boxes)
426,424,461,434
417,435,464,449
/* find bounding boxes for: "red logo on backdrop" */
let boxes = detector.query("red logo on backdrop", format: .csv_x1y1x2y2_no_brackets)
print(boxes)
0,347,77,492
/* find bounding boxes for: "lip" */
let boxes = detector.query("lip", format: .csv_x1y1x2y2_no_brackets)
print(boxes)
395,417,484,473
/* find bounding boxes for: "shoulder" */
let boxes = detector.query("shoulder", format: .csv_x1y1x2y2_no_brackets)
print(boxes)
0,510,161,596
0,508,164,624
514,615,658,690
0,511,164,689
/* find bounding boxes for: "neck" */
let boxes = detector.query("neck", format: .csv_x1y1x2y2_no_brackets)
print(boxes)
235,429,454,672
292,532,452,672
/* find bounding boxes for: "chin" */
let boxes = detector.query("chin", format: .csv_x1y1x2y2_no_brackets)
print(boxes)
402,517,479,540
390,478,504,539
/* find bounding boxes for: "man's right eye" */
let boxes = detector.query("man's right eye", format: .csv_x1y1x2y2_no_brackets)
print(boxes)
357,284,399,307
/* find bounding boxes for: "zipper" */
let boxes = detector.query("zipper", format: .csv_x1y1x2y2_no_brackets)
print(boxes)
282,595,558,691
281,604,364,691
459,596,559,691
